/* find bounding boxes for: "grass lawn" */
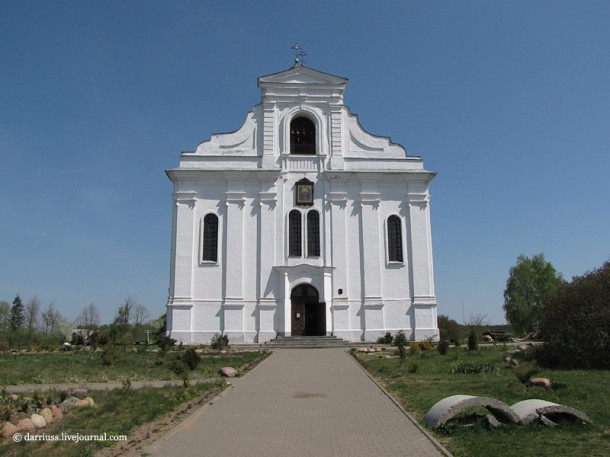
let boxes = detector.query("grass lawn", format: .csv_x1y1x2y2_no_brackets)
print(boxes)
1,349,270,456
0,348,267,384
352,345,610,457
1,382,224,457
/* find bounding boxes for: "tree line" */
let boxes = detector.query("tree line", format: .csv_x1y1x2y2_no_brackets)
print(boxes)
0,295,163,350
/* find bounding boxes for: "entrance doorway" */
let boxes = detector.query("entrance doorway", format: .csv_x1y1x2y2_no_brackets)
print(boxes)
291,284,325,336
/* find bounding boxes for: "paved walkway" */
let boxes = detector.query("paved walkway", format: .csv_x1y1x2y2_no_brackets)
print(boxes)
144,349,448,457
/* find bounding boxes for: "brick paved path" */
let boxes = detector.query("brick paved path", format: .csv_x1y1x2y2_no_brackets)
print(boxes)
144,348,449,457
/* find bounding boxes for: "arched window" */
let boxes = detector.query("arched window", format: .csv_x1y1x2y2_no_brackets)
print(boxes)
289,210,302,257
290,117,316,154
202,213,219,262
307,210,320,257
387,215,403,262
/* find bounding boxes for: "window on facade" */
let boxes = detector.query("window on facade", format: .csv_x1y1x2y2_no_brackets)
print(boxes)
307,210,320,257
202,213,219,262
290,117,316,154
289,210,302,256
387,215,403,262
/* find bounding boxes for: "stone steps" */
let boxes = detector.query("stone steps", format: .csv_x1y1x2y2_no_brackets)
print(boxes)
264,335,350,349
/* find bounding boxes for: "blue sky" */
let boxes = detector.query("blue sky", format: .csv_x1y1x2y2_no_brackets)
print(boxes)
1,0,608,325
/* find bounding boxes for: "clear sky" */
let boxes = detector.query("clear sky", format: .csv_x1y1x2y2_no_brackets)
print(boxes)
1,0,608,325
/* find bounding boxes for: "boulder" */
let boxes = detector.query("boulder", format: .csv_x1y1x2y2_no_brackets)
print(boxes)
50,405,63,421
84,397,95,406
530,378,551,389
219,367,238,378
66,387,88,398
40,407,54,424
16,418,35,432
59,396,80,413
74,399,92,407
482,335,493,342
1,422,18,438
30,413,46,429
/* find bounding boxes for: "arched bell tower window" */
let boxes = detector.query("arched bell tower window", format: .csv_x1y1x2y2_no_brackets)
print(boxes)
290,117,316,155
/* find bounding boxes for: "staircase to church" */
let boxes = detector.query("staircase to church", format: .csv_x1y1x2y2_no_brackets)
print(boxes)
264,335,350,349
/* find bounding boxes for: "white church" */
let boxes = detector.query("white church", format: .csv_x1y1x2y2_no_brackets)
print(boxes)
165,62,439,344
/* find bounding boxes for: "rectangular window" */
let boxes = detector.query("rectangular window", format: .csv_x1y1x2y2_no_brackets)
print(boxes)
203,214,218,262
307,210,320,257
289,210,302,257
388,216,403,262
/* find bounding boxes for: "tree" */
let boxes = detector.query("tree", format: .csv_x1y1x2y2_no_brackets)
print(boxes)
538,260,610,369
77,303,100,337
437,315,462,345
0,300,10,332
503,254,563,335
114,297,137,326
41,301,62,334
25,296,41,337
10,295,24,331
133,304,150,327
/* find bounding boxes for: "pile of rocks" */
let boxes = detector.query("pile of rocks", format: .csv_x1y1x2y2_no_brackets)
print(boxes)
1,390,95,439
358,347,383,353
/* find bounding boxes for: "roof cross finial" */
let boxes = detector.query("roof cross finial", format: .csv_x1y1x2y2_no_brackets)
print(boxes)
290,42,307,66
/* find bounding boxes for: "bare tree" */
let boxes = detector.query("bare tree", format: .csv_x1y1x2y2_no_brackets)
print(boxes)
77,303,100,337
41,301,62,333
25,296,41,336
467,313,491,335
133,304,150,326
115,297,137,326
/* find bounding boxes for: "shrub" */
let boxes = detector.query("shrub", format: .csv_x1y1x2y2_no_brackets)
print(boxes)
182,347,201,370
419,340,433,351
407,362,418,373
210,333,229,351
467,329,478,351
409,342,421,354
377,332,394,345
538,260,610,369
438,315,462,346
438,340,450,355
392,331,407,347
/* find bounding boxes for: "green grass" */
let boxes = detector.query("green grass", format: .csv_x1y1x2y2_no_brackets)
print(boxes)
353,346,610,457
0,382,224,457
0,349,267,384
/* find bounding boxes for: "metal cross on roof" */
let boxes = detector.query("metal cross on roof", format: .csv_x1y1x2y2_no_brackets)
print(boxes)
290,42,307,66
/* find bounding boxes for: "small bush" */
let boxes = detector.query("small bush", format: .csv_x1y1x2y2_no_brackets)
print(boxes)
393,332,407,347
419,340,433,351
210,333,229,351
514,365,541,384
407,362,419,373
438,340,450,355
377,332,394,345
182,347,201,370
409,342,421,354
467,329,478,351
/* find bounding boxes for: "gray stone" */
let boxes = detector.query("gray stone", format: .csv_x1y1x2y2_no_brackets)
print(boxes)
66,387,88,398
219,367,238,378
423,395,520,430
511,399,592,425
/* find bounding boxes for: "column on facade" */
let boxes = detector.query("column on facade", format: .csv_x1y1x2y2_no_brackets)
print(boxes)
168,190,197,342
406,178,437,340
261,102,276,168
329,105,344,170
223,175,246,339
359,179,384,340
257,177,278,342
327,183,350,338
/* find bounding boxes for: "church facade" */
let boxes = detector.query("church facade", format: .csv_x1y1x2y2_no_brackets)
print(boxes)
166,65,439,344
